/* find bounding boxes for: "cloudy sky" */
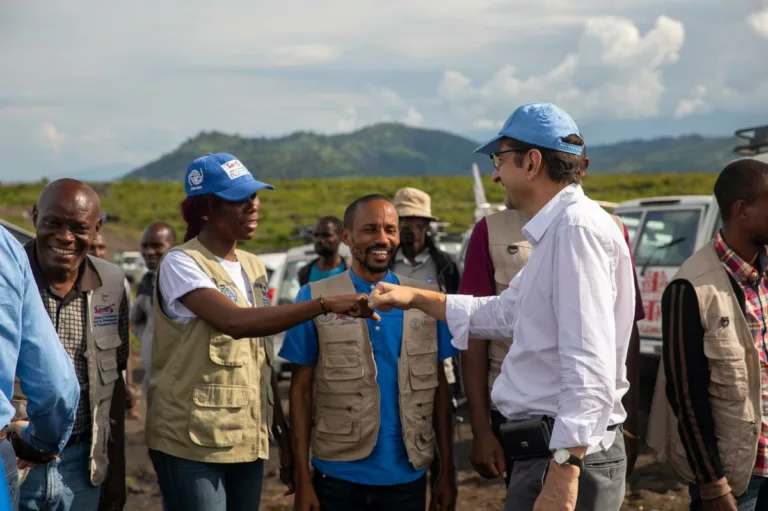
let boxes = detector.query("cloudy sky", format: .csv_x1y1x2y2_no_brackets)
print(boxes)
2,0,768,181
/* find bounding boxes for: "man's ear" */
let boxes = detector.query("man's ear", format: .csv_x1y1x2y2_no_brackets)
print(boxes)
527,149,544,181
341,227,352,247
31,205,39,228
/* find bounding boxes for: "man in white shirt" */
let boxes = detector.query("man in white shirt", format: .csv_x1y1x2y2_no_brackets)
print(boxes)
369,102,635,511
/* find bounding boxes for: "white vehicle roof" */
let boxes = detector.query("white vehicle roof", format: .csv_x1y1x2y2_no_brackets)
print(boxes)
0,219,35,244
257,252,287,271
615,195,714,209
285,243,351,262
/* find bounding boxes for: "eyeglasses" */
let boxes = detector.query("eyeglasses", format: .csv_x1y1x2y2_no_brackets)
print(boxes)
489,148,529,170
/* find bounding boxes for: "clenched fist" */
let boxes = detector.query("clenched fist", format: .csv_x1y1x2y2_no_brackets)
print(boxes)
323,294,381,321
367,282,417,312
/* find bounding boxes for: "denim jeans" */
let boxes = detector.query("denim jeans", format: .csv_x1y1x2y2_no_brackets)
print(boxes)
0,439,19,511
689,476,768,511
19,442,101,511
148,449,264,511
313,469,427,511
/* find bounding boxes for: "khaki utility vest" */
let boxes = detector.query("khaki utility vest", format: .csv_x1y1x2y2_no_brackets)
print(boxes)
13,256,127,486
308,272,439,470
145,238,274,463
646,244,761,497
485,210,531,404
484,210,626,406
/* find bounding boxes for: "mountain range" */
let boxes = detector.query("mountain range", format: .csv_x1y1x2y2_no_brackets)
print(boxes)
124,123,740,181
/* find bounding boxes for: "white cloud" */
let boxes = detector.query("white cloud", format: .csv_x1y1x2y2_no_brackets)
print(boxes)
4,1,768,180
675,85,711,118
403,107,424,126
39,122,65,153
675,98,709,118
335,108,359,133
269,44,341,67
332,87,425,130
472,119,503,130
748,8,768,38
437,15,685,123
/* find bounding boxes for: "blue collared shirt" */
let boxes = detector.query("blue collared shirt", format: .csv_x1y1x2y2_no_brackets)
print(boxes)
279,270,456,486
0,227,79,454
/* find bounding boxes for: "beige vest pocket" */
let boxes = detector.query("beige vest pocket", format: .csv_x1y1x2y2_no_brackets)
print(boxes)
189,384,250,447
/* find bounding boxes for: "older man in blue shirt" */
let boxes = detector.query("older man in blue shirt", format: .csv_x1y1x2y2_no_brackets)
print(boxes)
0,226,80,508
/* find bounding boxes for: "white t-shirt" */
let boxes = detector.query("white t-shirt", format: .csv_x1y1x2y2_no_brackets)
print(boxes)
158,250,254,324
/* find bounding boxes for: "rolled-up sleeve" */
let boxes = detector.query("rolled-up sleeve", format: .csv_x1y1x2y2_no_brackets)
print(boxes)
550,225,616,450
445,272,522,350
17,252,79,454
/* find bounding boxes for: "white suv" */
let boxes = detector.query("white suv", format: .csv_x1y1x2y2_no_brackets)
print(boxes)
268,243,351,379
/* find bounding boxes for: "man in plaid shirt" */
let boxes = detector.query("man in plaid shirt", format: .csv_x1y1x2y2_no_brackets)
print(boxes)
17,180,129,511
660,158,768,511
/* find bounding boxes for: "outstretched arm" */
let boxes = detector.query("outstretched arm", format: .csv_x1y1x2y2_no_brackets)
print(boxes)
369,275,521,350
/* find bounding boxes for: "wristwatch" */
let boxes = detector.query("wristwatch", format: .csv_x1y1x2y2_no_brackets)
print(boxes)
552,448,583,469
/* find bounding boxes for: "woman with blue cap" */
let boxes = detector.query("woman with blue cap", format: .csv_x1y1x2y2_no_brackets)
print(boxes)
144,153,379,511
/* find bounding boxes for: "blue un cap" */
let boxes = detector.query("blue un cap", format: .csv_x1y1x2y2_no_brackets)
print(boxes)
184,153,274,201
474,102,583,156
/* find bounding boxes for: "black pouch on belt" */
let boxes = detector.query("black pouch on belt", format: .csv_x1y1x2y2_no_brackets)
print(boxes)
498,415,553,461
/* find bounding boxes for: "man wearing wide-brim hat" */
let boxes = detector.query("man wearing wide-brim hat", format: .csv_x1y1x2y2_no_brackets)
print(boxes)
391,186,462,490
390,187,460,294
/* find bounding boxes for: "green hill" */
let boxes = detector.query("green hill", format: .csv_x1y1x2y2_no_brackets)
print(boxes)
0,173,719,251
124,124,739,181
126,124,487,181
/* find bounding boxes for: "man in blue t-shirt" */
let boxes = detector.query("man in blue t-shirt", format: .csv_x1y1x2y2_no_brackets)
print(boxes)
297,216,348,286
280,195,457,511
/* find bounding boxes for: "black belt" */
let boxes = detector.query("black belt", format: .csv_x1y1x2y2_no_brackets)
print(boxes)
66,431,90,447
495,414,621,432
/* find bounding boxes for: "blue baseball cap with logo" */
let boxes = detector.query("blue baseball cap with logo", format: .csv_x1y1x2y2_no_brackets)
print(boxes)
184,153,274,201
474,102,583,156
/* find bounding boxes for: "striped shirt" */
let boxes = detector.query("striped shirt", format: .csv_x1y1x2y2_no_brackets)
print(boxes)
662,231,768,500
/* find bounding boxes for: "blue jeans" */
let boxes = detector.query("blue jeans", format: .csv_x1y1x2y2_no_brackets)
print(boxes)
0,439,19,510
313,469,427,511
19,442,101,511
148,449,264,511
690,476,768,511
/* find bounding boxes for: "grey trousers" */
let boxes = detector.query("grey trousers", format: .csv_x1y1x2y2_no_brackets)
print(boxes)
504,432,626,511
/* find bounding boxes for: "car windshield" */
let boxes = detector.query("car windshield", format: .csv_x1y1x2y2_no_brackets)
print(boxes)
633,209,701,267
617,212,642,245
276,260,306,305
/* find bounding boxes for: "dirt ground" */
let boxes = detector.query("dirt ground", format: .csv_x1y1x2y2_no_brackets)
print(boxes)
124,357,691,511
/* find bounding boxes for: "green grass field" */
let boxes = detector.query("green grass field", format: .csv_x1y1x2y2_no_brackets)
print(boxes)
0,172,718,250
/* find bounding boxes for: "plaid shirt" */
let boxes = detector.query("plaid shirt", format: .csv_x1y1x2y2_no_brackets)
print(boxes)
24,241,130,437
714,230,768,476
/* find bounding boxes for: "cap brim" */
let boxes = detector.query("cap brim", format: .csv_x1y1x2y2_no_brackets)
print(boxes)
473,134,503,155
214,179,274,202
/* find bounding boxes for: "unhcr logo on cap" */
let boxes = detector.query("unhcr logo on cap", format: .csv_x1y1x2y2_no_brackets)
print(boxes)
188,168,204,191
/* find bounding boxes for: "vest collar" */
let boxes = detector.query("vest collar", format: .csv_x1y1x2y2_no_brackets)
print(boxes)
348,269,397,290
714,230,768,285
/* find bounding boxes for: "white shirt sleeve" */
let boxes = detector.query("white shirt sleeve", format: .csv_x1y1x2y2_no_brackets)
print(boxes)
445,271,522,350
158,251,217,323
550,224,617,450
